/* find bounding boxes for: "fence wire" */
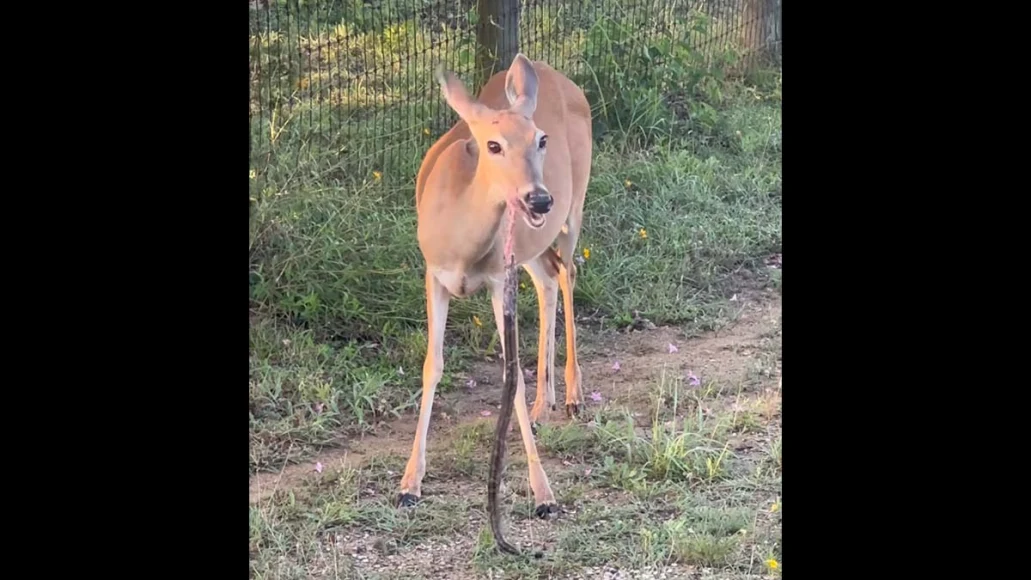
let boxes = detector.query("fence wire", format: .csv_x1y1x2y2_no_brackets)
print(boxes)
249,0,780,181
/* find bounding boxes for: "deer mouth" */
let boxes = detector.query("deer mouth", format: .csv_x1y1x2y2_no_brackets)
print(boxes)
520,201,547,229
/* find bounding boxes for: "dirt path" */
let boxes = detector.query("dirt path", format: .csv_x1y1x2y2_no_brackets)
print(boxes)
249,292,782,506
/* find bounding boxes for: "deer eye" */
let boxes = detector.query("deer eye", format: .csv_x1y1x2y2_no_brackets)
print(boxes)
487,141,502,154
539,135,548,149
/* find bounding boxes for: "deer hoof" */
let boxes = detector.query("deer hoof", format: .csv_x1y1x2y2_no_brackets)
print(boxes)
534,503,560,519
397,493,420,508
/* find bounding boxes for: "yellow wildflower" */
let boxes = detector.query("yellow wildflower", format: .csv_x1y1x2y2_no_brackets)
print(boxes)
520,282,526,290
372,171,382,181
624,179,633,188
770,501,779,512
472,315,483,327
766,559,779,571
249,169,256,179
423,127,431,136
639,228,648,239
582,247,590,260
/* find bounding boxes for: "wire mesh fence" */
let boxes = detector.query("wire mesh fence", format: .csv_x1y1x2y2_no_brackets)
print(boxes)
248,0,780,182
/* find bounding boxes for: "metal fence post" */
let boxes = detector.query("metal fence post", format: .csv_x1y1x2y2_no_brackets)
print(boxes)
475,0,520,90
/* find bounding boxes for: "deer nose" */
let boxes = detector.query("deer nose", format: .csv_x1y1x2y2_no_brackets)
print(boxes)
525,189,553,214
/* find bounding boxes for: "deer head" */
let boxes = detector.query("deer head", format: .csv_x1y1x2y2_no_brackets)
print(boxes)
436,54,552,229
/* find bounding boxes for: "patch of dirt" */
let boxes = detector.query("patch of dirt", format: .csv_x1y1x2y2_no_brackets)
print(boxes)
320,532,484,579
576,298,780,417
250,294,781,504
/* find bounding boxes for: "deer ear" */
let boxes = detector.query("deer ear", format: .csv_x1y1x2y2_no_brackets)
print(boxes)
504,53,539,117
436,65,486,122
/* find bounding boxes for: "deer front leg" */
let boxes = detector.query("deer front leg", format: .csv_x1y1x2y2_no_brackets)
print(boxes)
523,255,559,426
557,260,583,417
398,270,450,507
490,279,558,517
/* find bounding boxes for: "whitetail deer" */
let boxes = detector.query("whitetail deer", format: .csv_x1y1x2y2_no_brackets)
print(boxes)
397,54,592,546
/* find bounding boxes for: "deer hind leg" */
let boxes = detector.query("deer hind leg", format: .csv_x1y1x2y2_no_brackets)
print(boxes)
555,225,584,417
490,278,558,517
523,253,561,427
398,270,450,507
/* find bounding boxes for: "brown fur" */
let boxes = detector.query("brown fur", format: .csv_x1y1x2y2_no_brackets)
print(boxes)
399,54,592,556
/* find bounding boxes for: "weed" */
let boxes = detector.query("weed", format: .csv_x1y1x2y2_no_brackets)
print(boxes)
448,419,493,476
768,435,782,472
599,455,649,493
535,421,601,459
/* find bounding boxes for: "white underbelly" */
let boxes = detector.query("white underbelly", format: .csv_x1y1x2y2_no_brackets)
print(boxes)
432,268,503,298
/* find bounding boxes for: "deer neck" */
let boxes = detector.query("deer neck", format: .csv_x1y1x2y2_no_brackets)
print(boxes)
421,163,507,273
458,167,509,262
